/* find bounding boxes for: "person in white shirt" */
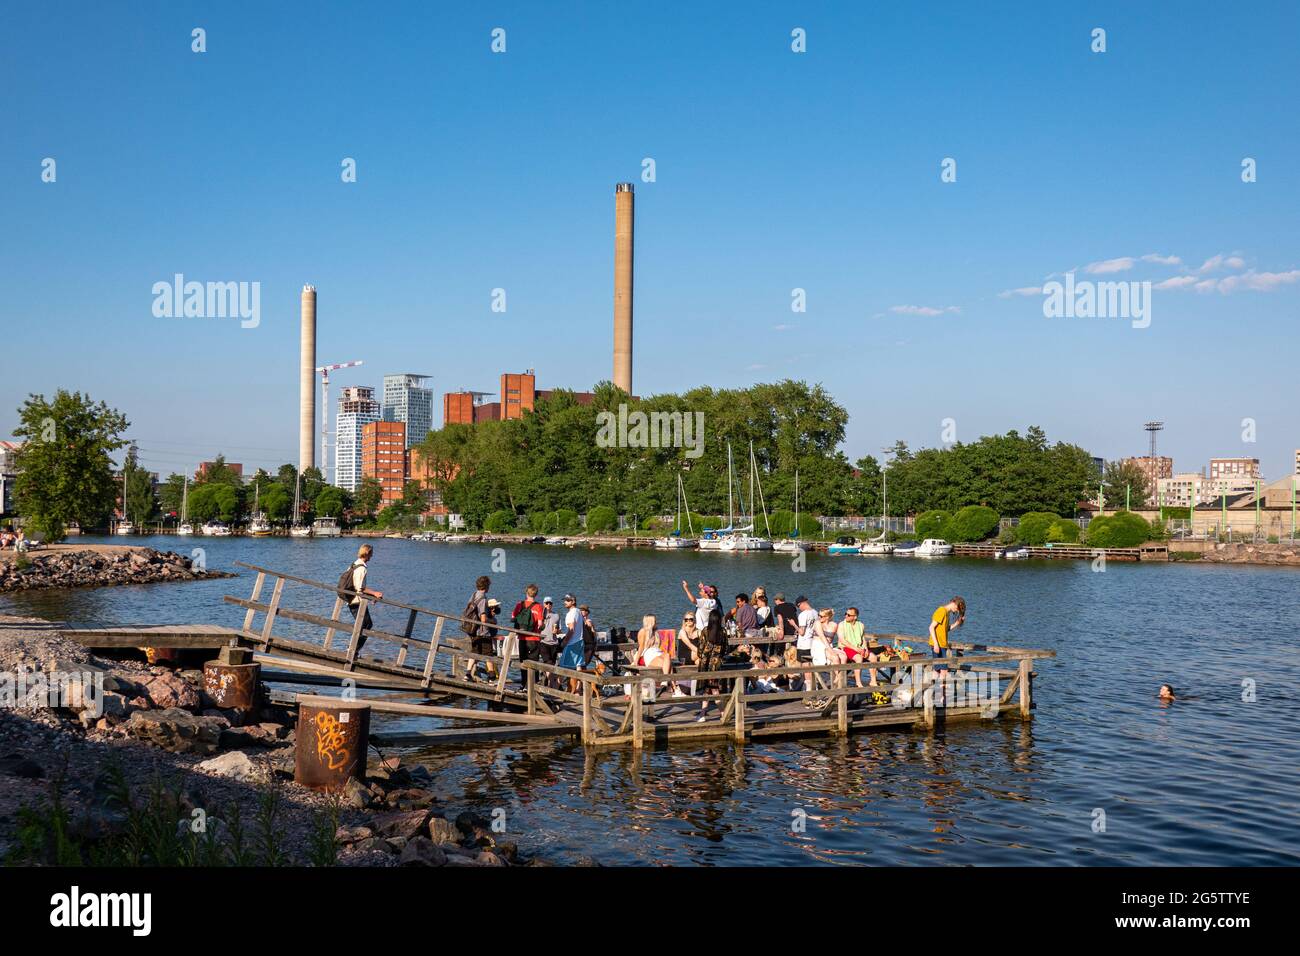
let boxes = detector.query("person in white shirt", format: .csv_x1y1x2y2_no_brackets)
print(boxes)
682,580,718,631
346,544,382,653
795,595,818,691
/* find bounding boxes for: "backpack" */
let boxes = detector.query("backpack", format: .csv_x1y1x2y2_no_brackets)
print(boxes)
459,594,481,636
512,601,540,634
336,563,357,601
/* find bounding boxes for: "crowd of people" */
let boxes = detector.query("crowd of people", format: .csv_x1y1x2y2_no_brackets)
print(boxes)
340,546,969,720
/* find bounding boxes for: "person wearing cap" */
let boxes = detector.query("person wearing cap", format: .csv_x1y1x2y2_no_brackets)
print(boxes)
682,579,718,631
538,596,561,685
556,595,585,693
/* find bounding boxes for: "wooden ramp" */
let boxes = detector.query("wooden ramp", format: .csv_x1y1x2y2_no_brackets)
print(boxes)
60,623,242,649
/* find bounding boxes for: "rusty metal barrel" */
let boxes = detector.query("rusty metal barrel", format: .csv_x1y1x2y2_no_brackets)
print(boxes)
294,700,371,791
202,661,261,710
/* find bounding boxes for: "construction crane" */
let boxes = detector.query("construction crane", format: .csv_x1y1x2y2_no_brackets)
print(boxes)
317,360,363,485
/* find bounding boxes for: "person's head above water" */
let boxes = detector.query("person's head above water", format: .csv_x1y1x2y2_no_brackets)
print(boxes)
1158,684,1176,700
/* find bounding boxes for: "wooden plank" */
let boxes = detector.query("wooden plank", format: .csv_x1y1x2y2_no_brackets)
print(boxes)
423,618,444,688
60,628,240,649
259,576,285,649
371,723,575,746
293,693,559,725
343,597,367,669
241,571,266,633
323,596,344,650
396,608,418,668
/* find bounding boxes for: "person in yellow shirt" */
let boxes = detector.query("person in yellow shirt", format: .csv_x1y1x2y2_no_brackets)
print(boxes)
928,596,966,671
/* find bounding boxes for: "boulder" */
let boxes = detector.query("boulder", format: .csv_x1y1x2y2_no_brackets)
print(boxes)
123,708,223,754
195,751,262,781
426,816,461,846
476,850,506,867
335,825,373,845
339,776,373,809
0,754,44,779
399,836,447,867
139,672,200,710
371,808,432,841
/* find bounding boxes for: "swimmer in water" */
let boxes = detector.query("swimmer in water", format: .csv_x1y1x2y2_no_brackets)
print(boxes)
1158,684,1176,700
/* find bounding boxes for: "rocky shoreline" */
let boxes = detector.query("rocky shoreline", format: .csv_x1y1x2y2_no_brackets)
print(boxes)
0,547,235,592
0,615,554,867
1191,542,1300,566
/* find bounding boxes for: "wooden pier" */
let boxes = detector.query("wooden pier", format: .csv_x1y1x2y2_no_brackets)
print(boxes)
60,560,1053,750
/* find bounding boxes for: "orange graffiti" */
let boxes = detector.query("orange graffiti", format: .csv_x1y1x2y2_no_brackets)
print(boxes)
314,711,350,771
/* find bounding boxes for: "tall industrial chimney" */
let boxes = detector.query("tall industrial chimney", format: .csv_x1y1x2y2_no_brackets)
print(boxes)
299,285,317,472
613,183,635,394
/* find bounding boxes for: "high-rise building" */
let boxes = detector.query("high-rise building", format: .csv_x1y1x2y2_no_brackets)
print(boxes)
1122,456,1173,480
500,370,536,420
335,385,380,492
382,374,433,449
1209,457,1259,480
361,421,407,509
0,440,21,517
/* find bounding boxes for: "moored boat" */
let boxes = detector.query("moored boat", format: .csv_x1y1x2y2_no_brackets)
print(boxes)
916,538,953,557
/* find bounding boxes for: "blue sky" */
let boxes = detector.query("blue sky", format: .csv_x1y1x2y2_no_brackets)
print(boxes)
3,1,1298,480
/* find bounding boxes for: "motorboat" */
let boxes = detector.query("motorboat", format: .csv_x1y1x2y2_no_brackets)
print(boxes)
915,538,953,557
289,524,312,538
544,536,568,546
202,521,232,537
177,522,194,536
827,536,862,555
893,540,919,557
311,517,342,537
114,519,135,536
859,538,894,555
248,515,272,536
997,545,1029,559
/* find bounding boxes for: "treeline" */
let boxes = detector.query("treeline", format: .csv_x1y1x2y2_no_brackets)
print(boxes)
414,381,1102,530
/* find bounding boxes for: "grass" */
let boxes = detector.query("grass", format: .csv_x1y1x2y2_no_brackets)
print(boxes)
5,757,338,867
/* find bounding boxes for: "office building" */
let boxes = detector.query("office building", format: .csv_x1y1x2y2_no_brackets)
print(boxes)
335,385,380,492
361,421,407,509
1209,457,1260,480
382,374,433,449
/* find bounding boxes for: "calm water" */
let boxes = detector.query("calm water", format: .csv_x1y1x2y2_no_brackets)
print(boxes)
5,535,1299,866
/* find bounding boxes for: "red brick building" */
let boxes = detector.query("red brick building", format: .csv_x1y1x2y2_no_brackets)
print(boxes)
361,421,407,509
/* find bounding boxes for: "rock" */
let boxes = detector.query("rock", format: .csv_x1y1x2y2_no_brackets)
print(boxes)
335,825,373,844
0,754,43,779
353,837,393,854
455,810,490,835
340,776,372,809
195,750,263,781
371,808,432,841
139,672,200,710
470,826,496,848
218,725,278,749
476,850,506,867
257,722,290,740
399,836,447,867
385,787,435,810
426,816,461,845
123,708,223,754
101,692,129,718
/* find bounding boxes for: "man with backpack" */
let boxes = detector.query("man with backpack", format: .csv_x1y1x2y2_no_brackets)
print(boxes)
338,544,382,654
511,584,545,669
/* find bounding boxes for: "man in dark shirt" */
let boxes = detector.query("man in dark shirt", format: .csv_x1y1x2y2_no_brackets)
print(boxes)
733,593,759,636
772,592,798,659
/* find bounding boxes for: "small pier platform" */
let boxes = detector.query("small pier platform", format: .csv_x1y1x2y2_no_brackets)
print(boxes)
59,561,1052,751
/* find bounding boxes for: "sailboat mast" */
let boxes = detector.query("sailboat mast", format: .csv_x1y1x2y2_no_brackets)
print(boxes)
727,443,734,526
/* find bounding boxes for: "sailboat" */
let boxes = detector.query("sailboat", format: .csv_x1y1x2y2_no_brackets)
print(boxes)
114,470,134,535
860,466,895,554
655,473,698,549
289,474,311,537
719,442,773,551
699,444,737,551
248,485,272,536
177,476,194,535
773,468,804,553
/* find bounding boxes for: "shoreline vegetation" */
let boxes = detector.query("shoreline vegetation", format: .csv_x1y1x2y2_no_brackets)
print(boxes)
0,615,558,868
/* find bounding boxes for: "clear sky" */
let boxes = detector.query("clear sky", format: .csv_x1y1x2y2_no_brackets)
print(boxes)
3,1,1297,480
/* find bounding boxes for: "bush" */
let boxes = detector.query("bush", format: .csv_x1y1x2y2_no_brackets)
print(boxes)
1045,519,1080,543
1085,512,1152,548
946,505,999,542
555,509,580,534
1016,512,1063,546
586,505,617,533
996,525,1018,545
484,509,517,534
768,510,822,538
915,510,952,540
528,511,551,533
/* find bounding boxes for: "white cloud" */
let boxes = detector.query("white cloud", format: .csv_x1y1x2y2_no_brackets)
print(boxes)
1153,275,1199,291
1085,256,1136,274
998,286,1041,298
1141,253,1183,266
1211,269,1300,293
889,304,961,316
772,323,793,331
1197,253,1246,274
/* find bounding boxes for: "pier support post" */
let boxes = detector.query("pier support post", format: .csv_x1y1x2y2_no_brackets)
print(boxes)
202,660,261,712
631,681,643,748
835,670,848,735
294,700,371,791
733,678,745,743
1019,658,1033,718
923,663,936,728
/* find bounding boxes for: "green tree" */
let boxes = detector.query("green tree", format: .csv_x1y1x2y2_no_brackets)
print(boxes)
1016,512,1063,546
586,505,617,533
12,390,130,539
354,477,383,522
946,505,999,542
484,509,517,533
1086,512,1153,548
122,447,157,525
314,486,346,518
262,484,291,522
1101,459,1152,509
915,509,952,539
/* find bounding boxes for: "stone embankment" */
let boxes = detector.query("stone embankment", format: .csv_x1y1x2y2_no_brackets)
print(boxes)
0,547,233,592
1195,542,1300,567
0,615,552,867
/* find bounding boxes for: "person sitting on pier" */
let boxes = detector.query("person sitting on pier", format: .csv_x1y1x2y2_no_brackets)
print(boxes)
803,608,845,704
838,607,871,688
731,593,760,640
634,614,672,677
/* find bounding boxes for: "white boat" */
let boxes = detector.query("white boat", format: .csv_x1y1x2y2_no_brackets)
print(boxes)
115,467,134,534
177,476,193,535
543,536,568,546
860,539,894,555
655,474,699,549
114,520,135,536
827,536,862,555
916,538,953,557
893,540,919,557
248,486,272,536
289,474,311,536
743,441,774,550
700,443,774,552
312,517,342,537
859,466,894,554
773,469,804,553
202,521,232,537
698,529,729,550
